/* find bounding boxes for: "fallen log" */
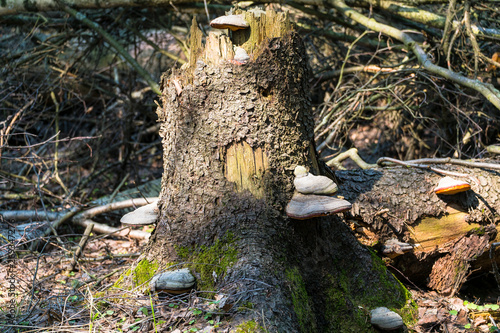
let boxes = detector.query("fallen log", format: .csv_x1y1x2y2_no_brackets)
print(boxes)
337,165,500,295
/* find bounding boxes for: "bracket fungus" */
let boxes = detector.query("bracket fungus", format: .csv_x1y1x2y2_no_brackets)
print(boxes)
293,165,338,195
434,176,471,195
149,268,196,294
120,200,159,225
210,15,249,31
233,46,250,65
370,307,404,330
381,238,419,259
286,193,351,220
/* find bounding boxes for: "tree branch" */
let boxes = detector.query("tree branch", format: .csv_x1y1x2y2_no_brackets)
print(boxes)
329,0,500,111
344,0,500,39
58,1,161,95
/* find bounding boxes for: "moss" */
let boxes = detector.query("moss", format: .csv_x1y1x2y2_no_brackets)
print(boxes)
396,299,418,328
321,251,416,332
367,252,418,327
237,301,254,312
285,267,317,333
235,320,265,333
113,267,132,289
368,251,410,306
323,273,374,332
133,259,159,287
113,259,159,291
176,232,238,296
368,251,418,327
470,227,486,236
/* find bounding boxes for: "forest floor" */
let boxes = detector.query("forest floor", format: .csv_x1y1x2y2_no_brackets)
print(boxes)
1,231,498,332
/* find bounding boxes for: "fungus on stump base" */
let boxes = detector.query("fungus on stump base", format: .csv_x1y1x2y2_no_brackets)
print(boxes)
143,9,409,332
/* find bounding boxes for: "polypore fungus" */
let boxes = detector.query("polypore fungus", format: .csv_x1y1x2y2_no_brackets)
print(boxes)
120,200,159,225
434,176,471,195
293,165,338,195
233,47,250,64
149,268,196,294
286,193,351,220
370,307,404,330
210,15,249,31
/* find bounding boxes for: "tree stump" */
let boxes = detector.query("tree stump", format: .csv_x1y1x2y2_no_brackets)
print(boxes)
133,9,410,332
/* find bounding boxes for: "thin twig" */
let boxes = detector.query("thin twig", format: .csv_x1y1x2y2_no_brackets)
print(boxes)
464,1,480,79
441,0,457,54
401,157,500,170
377,157,470,177
67,222,94,271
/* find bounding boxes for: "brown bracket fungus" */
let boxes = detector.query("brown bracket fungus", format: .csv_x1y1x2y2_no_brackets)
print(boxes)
293,165,338,195
434,176,471,195
149,268,196,294
210,15,249,31
286,193,351,220
381,238,419,259
120,200,159,225
370,307,404,330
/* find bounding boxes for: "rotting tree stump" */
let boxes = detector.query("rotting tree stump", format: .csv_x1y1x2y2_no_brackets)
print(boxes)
126,9,410,333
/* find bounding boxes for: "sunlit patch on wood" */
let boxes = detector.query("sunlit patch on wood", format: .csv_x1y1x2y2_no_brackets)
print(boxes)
411,212,477,250
224,141,269,198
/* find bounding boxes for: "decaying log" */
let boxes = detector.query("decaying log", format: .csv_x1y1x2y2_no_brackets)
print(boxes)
427,233,490,295
336,165,500,295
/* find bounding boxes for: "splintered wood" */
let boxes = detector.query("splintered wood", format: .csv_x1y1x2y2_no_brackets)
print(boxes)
224,141,269,198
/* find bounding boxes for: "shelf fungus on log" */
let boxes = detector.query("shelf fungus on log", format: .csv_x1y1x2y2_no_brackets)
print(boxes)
149,268,196,294
370,307,404,330
286,193,351,220
434,176,471,195
120,200,159,225
210,15,249,31
381,238,419,259
293,165,338,195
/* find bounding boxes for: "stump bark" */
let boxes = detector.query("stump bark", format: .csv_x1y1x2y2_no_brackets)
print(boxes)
138,9,410,332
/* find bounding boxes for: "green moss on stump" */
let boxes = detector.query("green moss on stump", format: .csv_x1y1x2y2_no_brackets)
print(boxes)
368,250,410,306
235,320,266,333
321,251,416,331
176,233,238,296
285,267,317,333
113,258,159,291
285,250,416,332
369,250,418,327
323,273,373,332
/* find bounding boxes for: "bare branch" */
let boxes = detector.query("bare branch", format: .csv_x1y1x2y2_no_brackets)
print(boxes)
330,0,500,111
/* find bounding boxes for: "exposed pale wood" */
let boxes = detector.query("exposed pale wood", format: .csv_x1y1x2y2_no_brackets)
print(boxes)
224,141,269,198
411,212,477,250
204,32,234,65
